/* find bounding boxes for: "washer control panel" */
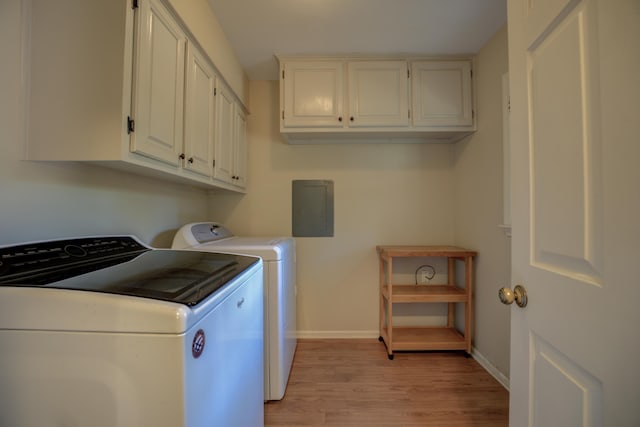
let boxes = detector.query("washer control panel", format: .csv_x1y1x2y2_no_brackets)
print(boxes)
0,237,149,283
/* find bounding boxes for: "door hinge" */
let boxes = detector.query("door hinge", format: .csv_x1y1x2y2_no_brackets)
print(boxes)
132,0,139,9
127,116,135,134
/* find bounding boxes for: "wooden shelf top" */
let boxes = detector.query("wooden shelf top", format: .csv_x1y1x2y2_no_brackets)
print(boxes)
376,245,477,258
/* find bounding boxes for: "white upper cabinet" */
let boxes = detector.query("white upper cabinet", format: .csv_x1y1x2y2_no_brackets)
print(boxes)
213,81,247,190
130,0,186,166
282,61,344,128
183,43,216,178
347,61,409,127
26,0,248,192
279,56,475,143
232,107,248,189
411,61,473,128
213,82,236,184
281,60,408,130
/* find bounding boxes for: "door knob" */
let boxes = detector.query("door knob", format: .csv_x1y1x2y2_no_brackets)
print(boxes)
499,285,528,307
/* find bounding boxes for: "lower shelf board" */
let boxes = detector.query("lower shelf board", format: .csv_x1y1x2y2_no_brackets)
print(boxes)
381,326,467,351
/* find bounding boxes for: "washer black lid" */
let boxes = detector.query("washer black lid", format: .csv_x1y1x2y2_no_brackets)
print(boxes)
0,237,259,306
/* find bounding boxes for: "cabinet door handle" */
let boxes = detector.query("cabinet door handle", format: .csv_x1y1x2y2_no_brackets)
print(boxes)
236,297,245,308
188,157,194,164
350,116,354,122
338,116,343,122
178,153,185,160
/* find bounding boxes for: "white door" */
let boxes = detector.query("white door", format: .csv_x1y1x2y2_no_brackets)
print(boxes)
410,61,473,128
213,82,235,184
507,0,640,425
130,0,185,166
347,61,409,127
232,106,247,188
184,44,215,177
281,61,344,128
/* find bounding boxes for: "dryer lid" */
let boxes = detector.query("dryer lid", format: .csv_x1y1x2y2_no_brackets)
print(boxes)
172,223,234,248
172,223,295,261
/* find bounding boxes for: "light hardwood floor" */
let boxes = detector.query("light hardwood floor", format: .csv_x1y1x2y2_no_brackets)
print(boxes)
265,339,509,426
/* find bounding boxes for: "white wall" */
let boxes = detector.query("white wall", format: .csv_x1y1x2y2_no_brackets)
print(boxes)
453,25,511,380
208,81,457,336
0,0,210,247
208,27,511,381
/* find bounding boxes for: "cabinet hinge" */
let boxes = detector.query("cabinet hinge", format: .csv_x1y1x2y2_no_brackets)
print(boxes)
407,69,410,78
212,159,216,168
282,110,284,120
470,69,473,79
214,87,217,96
127,116,135,134
472,109,475,119
132,0,139,9
408,110,411,119
282,70,285,79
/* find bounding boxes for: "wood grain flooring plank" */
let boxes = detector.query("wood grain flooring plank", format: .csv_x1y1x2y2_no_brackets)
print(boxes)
265,339,508,426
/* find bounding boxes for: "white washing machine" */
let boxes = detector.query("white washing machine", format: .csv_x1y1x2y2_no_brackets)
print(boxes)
172,222,297,401
0,235,264,427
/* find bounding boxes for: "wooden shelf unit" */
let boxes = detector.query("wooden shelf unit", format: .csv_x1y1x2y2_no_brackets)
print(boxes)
377,245,477,359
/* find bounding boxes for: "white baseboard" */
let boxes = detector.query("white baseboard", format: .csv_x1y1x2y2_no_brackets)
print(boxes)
296,330,379,339
471,347,510,391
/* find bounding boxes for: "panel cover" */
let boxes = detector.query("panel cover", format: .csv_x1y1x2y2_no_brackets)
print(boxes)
292,180,334,237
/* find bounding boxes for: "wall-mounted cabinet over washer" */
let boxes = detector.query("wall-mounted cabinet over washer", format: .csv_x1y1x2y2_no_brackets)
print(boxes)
26,0,247,192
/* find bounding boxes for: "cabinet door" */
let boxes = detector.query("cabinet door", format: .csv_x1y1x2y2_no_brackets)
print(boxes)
347,61,409,127
233,106,247,188
130,0,186,165
184,44,215,177
213,82,235,184
411,61,473,127
282,61,344,128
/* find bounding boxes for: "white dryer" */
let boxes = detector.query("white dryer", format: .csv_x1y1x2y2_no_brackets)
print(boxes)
172,222,296,401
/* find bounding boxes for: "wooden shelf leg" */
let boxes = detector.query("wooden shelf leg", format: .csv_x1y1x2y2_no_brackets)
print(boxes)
379,256,384,342
386,257,393,358
465,255,473,354
447,258,456,328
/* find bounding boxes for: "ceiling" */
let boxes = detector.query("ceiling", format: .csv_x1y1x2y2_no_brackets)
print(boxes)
207,0,507,80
